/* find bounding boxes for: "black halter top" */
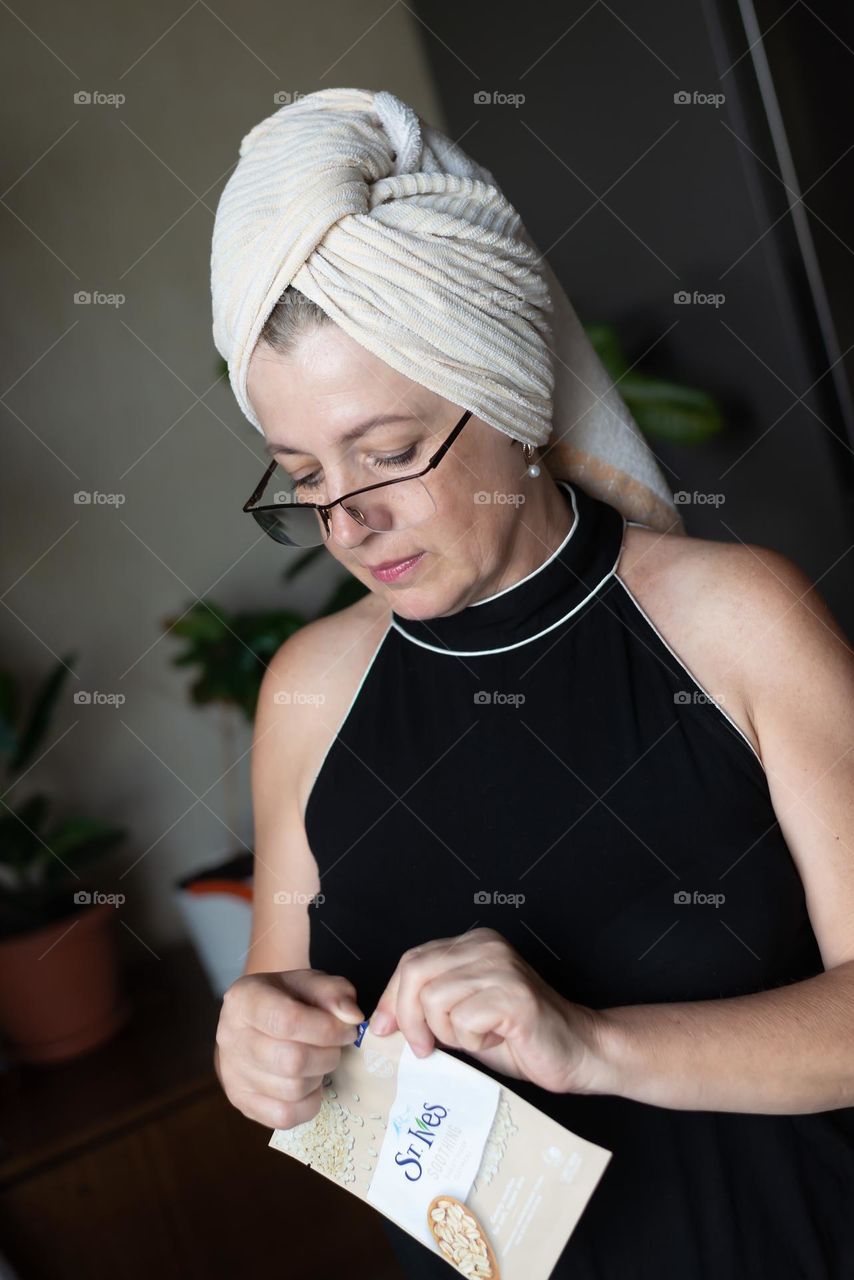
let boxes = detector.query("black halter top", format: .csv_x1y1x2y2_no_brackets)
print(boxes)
303,478,854,1280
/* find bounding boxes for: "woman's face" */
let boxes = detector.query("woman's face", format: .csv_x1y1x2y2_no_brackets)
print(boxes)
247,323,544,620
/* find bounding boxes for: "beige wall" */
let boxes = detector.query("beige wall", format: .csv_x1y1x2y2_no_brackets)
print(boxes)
1,1,444,955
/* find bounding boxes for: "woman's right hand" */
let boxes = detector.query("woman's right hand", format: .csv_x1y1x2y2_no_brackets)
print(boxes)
215,968,365,1130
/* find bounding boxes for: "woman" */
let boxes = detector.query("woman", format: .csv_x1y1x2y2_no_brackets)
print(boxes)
211,89,854,1278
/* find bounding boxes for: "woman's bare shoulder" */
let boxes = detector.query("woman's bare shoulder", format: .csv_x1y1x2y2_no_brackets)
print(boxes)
273,588,391,682
615,522,814,761
257,589,392,816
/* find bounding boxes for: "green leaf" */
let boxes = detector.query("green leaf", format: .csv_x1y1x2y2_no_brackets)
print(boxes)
583,322,630,380
0,794,50,874
163,601,230,645
11,654,77,774
620,374,723,444
40,818,127,884
164,597,311,721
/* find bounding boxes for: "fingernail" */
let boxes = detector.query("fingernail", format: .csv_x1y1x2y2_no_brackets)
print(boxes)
371,1011,391,1034
335,1002,364,1023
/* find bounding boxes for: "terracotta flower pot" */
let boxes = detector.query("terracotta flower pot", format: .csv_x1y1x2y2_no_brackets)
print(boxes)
0,900,130,1064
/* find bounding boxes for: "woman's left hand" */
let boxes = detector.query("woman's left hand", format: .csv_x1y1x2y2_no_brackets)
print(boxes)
368,927,607,1095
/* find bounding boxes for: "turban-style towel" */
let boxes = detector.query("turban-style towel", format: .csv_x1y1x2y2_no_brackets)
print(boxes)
211,86,683,534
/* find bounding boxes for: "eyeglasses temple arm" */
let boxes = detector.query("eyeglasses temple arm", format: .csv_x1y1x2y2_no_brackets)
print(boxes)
244,458,278,512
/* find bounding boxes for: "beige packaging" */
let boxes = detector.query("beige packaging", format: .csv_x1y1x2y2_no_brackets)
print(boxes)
269,1021,611,1280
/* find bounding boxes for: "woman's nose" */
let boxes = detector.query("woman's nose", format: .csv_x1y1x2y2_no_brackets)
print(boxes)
326,501,372,548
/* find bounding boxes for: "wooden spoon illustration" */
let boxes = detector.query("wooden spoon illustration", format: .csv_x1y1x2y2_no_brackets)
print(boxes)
427,1194,500,1279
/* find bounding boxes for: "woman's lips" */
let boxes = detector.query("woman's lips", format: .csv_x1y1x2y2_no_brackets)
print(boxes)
368,552,426,583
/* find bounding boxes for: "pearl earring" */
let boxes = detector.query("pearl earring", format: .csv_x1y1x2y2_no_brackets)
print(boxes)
522,443,541,478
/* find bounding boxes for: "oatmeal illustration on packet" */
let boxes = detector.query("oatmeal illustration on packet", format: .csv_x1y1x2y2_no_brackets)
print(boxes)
269,1020,611,1280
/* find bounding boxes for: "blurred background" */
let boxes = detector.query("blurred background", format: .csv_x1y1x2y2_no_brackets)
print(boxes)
1,0,852,1276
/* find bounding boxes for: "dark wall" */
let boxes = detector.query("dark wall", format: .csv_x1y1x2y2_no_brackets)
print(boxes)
412,0,854,633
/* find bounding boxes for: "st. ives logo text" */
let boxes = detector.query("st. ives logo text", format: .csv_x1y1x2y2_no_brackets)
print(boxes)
394,1102,448,1181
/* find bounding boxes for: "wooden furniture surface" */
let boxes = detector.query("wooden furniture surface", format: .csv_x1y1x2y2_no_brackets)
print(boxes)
0,944,406,1280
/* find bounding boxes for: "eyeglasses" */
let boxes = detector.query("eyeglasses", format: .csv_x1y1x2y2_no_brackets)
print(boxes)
243,407,473,548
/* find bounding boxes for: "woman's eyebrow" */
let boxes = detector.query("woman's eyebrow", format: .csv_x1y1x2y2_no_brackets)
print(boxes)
263,412,419,457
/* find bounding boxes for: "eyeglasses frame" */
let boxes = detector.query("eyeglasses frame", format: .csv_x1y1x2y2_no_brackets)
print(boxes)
243,407,474,541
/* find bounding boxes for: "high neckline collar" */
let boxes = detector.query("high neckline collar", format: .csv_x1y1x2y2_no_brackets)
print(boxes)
390,479,626,656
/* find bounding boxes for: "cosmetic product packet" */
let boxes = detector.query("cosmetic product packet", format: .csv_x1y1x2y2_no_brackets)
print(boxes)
269,1020,611,1280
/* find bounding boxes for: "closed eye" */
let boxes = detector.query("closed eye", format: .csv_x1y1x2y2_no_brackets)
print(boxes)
292,445,419,491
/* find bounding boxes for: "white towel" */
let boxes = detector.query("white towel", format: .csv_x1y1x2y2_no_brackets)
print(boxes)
211,87,682,533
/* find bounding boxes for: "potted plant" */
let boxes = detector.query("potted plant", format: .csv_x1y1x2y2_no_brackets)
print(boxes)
0,654,129,1064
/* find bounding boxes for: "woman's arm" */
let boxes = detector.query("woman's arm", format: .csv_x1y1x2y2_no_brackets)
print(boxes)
241,632,321,978
587,544,854,1114
590,959,854,1113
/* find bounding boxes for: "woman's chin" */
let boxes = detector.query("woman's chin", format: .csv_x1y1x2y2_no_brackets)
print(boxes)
381,584,462,622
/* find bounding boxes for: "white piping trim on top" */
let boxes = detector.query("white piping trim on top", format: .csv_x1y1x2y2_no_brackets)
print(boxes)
468,480,579,607
301,614,394,824
614,572,766,774
390,523,622,656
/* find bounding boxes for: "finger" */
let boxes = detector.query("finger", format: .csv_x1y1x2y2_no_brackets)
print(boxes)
237,981,362,1047
419,968,492,1048
239,1081,324,1131
370,966,401,1036
241,1068,327,1104
281,970,365,1023
243,1028,343,1079
371,936,476,1036
447,990,509,1055
394,941,473,1057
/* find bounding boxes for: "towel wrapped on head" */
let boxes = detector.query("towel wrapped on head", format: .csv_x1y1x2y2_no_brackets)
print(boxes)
210,86,682,533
